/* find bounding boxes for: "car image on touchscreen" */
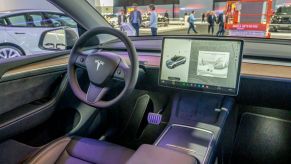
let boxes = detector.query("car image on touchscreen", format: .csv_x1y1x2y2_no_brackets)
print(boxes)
166,55,187,69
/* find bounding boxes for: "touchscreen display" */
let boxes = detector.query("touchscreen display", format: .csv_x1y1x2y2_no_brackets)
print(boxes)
159,38,243,95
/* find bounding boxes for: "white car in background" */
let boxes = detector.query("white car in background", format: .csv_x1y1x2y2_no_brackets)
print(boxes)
0,9,78,59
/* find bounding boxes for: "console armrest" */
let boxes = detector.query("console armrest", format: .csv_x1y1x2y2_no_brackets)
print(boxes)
126,144,198,164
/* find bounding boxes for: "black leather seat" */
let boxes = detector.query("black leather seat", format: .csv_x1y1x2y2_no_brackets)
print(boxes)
25,137,134,164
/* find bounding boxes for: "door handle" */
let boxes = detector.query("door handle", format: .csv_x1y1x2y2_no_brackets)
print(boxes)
14,32,26,34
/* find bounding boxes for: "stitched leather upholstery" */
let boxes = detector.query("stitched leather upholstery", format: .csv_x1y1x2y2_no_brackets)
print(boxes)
24,137,134,164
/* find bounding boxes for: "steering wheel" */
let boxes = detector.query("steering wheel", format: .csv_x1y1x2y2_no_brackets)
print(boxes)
68,27,139,108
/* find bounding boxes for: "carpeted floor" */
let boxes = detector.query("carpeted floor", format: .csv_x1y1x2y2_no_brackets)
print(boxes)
231,113,291,164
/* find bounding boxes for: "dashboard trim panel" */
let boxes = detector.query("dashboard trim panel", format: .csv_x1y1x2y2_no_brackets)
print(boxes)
2,53,291,80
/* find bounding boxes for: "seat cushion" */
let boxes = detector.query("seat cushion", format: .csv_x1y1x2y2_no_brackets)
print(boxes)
25,137,134,164
127,144,198,164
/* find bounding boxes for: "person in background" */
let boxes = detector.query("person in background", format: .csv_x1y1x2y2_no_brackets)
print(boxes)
164,10,169,24
202,13,205,23
206,11,210,18
216,11,225,36
187,10,198,34
207,11,216,35
129,3,142,36
149,4,158,36
118,9,127,27
184,12,189,26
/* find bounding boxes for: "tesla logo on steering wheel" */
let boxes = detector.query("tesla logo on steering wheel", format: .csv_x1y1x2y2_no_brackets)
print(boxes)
95,60,104,71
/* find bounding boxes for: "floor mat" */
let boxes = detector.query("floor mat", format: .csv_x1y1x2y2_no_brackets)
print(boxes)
231,113,291,164
0,140,38,164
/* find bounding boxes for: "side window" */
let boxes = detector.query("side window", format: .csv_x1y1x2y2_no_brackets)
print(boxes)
59,15,77,28
0,18,6,26
277,7,282,14
27,13,45,27
45,13,77,28
6,14,27,27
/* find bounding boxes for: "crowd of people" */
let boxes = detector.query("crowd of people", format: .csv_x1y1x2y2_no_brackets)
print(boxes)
118,3,158,36
186,10,226,36
118,3,226,37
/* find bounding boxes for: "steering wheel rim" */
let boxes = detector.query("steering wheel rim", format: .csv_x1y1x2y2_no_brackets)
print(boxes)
68,27,139,108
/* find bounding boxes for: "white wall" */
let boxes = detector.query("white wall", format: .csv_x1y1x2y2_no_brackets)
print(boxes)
179,0,213,17
0,0,59,11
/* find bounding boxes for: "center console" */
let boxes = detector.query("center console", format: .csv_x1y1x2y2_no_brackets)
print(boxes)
127,93,235,164
154,93,234,164
155,37,242,163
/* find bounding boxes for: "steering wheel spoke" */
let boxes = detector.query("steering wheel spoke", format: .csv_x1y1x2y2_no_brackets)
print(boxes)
86,83,109,104
75,53,87,69
113,59,131,84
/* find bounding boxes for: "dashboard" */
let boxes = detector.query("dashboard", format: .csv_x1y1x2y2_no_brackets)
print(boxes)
0,37,290,109
159,38,243,95
2,38,291,82
97,38,291,80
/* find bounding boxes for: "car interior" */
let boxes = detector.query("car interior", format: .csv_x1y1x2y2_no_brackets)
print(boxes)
1,0,291,164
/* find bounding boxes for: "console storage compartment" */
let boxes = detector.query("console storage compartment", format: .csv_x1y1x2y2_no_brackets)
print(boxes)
155,124,213,163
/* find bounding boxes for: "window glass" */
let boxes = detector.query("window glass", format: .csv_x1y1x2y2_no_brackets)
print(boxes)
60,15,77,28
279,6,291,14
45,13,77,28
0,18,6,26
0,9,78,60
7,14,27,26
86,0,291,40
27,13,44,27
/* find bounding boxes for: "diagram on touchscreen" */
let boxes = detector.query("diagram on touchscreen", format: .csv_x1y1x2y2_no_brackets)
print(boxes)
197,51,230,78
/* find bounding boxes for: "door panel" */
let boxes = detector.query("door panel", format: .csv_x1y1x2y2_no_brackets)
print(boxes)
0,73,62,116
0,53,68,142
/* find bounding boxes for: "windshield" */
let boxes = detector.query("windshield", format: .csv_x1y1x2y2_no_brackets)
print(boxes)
87,0,291,40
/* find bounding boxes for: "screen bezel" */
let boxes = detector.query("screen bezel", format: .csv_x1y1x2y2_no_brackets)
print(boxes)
158,37,244,96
